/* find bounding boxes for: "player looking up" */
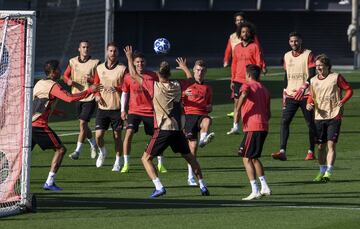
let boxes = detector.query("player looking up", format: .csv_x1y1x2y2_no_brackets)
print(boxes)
124,45,210,198
116,51,167,173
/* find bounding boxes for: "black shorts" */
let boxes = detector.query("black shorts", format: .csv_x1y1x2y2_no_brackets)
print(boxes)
95,109,123,131
231,82,242,99
126,114,154,135
238,131,268,159
315,119,341,144
145,129,191,157
32,126,62,150
76,100,97,122
184,115,211,140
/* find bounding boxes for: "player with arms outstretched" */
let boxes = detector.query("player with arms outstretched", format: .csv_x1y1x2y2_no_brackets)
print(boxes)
124,45,210,198
32,60,98,191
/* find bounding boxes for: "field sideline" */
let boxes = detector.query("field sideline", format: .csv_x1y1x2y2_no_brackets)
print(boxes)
2,67,360,228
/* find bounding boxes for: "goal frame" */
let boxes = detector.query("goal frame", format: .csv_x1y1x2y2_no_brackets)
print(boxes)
0,10,36,217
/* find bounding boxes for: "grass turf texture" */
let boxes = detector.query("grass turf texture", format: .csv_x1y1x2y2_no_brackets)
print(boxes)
2,67,360,228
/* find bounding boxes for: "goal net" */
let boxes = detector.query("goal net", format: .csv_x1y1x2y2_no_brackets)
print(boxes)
0,11,36,217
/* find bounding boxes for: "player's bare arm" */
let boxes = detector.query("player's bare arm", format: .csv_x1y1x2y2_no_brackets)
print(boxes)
234,91,248,123
176,57,192,79
124,45,143,85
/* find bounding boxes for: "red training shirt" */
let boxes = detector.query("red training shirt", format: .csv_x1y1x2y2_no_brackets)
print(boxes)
122,71,158,117
232,42,265,84
181,80,213,115
240,80,270,132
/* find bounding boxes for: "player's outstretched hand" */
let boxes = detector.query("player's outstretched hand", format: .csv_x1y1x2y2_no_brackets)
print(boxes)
176,57,187,70
337,101,344,108
123,45,133,60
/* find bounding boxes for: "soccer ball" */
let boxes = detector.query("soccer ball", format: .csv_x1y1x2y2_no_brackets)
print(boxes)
153,38,171,54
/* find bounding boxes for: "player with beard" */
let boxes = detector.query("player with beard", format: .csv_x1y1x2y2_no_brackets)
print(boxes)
227,22,266,135
272,32,317,161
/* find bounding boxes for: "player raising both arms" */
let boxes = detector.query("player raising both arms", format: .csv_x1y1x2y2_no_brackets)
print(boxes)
176,58,215,186
63,40,100,160
93,42,127,168
117,51,167,173
307,54,353,182
227,22,266,135
124,45,210,198
272,32,317,161
32,60,99,191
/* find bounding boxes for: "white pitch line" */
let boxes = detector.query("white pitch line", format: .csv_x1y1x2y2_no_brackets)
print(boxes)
46,199,360,211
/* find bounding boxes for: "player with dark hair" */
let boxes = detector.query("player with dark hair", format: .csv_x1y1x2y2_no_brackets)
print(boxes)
63,40,100,160
227,22,266,135
124,45,210,198
272,32,317,161
234,64,271,200
307,54,353,182
176,58,214,186
117,50,167,173
32,60,98,191
223,12,264,118
93,42,127,168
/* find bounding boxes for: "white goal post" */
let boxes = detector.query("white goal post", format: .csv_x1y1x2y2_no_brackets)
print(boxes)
0,10,36,217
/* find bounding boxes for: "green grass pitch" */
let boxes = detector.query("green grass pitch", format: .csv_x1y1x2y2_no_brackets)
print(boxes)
2,67,360,228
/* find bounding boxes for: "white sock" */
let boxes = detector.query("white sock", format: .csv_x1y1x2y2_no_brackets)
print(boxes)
157,156,163,165
258,176,269,190
188,164,194,179
326,165,334,173
46,172,56,185
123,155,129,165
320,165,327,174
198,179,206,189
233,122,239,129
75,142,83,153
200,132,207,142
99,146,107,155
280,149,285,154
152,177,164,190
308,150,314,154
250,180,259,193
115,155,121,164
87,138,97,148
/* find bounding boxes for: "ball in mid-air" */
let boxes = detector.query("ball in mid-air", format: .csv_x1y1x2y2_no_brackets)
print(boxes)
153,38,170,54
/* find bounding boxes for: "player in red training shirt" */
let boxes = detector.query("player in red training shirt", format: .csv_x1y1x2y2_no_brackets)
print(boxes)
117,51,167,173
227,22,266,135
234,64,271,200
32,60,98,191
176,58,214,186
